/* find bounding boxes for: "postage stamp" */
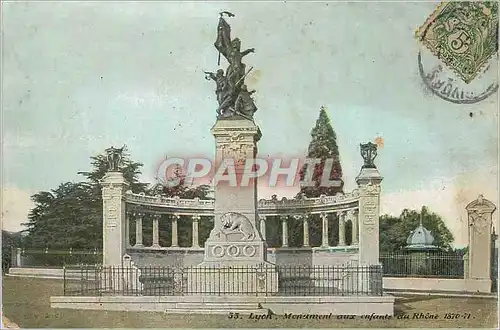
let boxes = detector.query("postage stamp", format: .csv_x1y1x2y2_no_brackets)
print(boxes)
2,2,499,329
416,1,498,84
416,1,498,104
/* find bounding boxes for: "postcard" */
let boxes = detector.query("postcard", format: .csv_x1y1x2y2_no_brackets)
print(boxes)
2,1,498,329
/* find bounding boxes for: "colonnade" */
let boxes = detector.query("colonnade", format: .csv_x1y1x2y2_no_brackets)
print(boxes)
126,210,359,249
127,213,201,249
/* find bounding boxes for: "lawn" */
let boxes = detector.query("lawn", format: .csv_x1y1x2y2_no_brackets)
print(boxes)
2,276,498,328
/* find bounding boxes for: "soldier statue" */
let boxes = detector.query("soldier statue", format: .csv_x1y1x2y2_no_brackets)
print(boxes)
204,12,258,121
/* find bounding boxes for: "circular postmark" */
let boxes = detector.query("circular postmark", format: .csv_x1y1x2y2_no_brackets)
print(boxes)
418,51,498,104
416,1,498,104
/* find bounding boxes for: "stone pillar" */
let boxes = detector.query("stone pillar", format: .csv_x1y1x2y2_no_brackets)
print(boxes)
351,209,359,245
152,214,161,248
171,214,179,248
101,171,130,266
356,143,383,265
281,216,289,247
202,119,270,266
303,215,310,247
321,212,329,248
134,212,144,247
126,211,131,247
259,216,266,240
192,215,200,248
189,119,277,295
465,195,496,290
338,211,346,246
15,248,22,268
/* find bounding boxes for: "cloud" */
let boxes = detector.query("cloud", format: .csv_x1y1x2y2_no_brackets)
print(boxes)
1,186,34,232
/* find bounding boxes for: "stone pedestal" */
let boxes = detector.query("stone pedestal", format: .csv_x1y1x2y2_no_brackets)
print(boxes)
465,195,496,290
356,167,383,265
192,119,277,294
101,171,129,266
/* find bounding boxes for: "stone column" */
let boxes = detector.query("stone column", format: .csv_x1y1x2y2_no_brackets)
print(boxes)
152,214,161,248
16,248,22,268
321,212,329,248
281,216,289,248
259,216,266,240
338,211,346,246
125,211,131,247
134,212,144,247
465,195,496,290
101,171,129,266
171,214,179,247
303,215,310,247
356,144,383,265
192,214,200,248
203,119,269,266
351,209,359,245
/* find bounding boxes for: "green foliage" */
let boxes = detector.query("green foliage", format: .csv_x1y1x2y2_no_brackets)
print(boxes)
2,230,22,272
298,107,344,197
284,107,346,247
146,164,212,200
379,206,454,252
78,147,148,194
23,148,214,249
22,182,102,249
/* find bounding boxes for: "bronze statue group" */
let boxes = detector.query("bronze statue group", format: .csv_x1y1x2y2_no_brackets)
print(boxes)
204,12,258,121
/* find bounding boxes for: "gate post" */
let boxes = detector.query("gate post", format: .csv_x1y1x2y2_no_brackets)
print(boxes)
465,195,496,292
356,142,383,265
101,147,129,266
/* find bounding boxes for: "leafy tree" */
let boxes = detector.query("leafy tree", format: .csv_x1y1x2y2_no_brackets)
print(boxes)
22,182,102,249
379,206,454,252
147,165,212,200
22,147,147,249
78,146,148,194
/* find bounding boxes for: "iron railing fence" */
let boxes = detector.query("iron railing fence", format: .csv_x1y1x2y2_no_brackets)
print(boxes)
12,248,102,268
379,252,467,278
63,264,383,297
11,248,471,280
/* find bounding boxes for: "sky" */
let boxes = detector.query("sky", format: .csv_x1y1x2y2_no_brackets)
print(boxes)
2,1,498,247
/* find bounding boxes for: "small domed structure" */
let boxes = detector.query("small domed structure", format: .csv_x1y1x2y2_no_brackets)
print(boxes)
405,214,439,251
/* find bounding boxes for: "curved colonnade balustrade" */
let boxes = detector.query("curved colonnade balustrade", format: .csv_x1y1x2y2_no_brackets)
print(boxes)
124,190,360,250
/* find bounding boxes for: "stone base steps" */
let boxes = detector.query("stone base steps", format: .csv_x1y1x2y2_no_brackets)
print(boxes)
165,302,270,315
164,308,269,315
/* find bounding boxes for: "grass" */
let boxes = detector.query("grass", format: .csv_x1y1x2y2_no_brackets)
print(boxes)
2,276,498,328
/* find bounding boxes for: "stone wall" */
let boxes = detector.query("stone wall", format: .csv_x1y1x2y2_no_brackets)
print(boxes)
127,248,358,267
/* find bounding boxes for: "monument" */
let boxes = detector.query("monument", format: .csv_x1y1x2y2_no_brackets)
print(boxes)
356,142,383,265
189,12,278,294
101,146,129,266
465,195,496,292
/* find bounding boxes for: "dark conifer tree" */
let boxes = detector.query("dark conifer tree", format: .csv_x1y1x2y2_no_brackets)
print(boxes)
298,106,344,197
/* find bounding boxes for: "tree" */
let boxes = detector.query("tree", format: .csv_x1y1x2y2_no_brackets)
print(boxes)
22,182,102,249
22,147,147,249
78,147,148,194
147,164,212,200
298,106,344,198
285,106,345,247
379,206,454,252
2,230,22,271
